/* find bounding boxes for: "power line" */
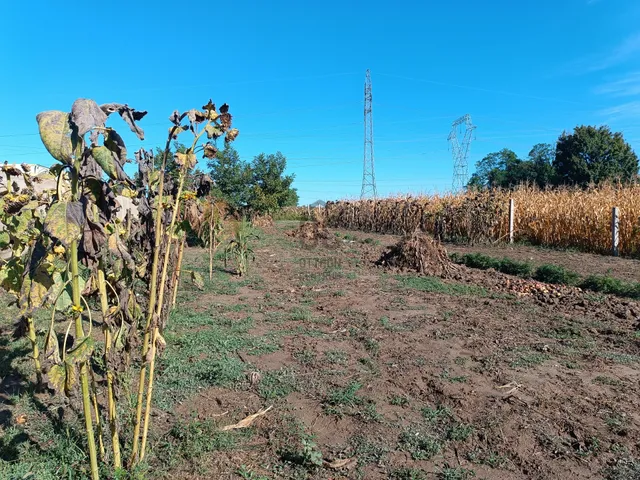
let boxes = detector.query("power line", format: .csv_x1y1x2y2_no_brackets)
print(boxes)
376,72,586,106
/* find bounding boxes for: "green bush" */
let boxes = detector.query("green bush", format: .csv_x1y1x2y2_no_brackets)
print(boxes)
533,264,580,285
499,258,533,277
451,253,532,278
579,275,640,299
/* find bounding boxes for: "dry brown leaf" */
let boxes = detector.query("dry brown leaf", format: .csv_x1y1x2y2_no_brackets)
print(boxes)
221,405,272,431
15,414,27,425
327,457,357,470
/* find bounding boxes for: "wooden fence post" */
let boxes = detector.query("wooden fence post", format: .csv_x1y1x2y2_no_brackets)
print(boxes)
509,199,515,244
612,206,620,256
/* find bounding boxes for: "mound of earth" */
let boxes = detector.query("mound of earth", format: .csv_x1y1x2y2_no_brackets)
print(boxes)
286,222,332,241
376,231,456,276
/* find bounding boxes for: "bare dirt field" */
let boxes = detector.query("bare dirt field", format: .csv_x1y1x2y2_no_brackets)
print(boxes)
2,221,640,480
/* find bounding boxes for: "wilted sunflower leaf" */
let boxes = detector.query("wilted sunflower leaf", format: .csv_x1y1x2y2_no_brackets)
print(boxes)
104,129,127,164
174,152,197,169
64,360,77,396
83,216,107,258
205,124,223,140
191,271,205,290
67,336,95,364
114,324,127,351
169,125,189,140
44,201,85,247
44,323,61,364
19,260,53,312
79,152,102,179
186,109,207,124
100,103,147,140
0,231,9,249
0,257,23,296
47,363,66,394
91,146,129,183
36,111,76,164
70,99,107,137
168,110,182,125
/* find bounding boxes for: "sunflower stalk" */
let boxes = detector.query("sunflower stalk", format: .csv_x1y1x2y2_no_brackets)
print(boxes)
25,317,42,385
69,165,99,480
97,267,121,468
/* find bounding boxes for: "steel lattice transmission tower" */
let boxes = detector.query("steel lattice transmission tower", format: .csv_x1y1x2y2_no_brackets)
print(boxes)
448,114,476,192
361,69,377,199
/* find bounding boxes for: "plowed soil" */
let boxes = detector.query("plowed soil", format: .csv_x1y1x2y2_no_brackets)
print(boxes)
162,222,640,479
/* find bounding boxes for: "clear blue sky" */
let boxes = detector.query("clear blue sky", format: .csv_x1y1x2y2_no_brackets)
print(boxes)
1,0,639,205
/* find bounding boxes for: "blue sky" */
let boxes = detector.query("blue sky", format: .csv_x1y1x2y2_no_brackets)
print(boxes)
1,0,639,205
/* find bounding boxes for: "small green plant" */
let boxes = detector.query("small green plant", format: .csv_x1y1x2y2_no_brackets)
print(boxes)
593,375,622,386
605,411,629,435
422,405,452,422
364,338,380,356
390,395,409,407
509,348,549,368
258,367,299,400
398,430,443,460
466,450,507,468
390,467,428,480
225,219,258,276
280,438,323,468
324,382,364,417
236,466,271,480
324,349,348,365
440,370,467,383
603,456,640,480
437,464,476,480
446,423,474,441
294,349,316,365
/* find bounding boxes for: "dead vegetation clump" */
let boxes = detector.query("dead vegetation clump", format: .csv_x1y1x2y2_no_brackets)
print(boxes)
286,221,332,241
252,214,274,228
376,231,456,276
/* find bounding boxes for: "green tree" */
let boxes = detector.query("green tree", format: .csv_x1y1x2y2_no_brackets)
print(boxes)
553,125,639,187
207,144,252,212
527,143,556,188
248,151,298,214
467,148,520,189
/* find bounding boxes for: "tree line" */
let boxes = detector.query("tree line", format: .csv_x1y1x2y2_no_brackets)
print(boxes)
154,143,299,215
468,125,639,190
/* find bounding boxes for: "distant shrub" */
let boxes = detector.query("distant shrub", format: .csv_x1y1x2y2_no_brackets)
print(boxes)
534,264,580,285
451,253,532,278
499,258,533,278
579,275,640,299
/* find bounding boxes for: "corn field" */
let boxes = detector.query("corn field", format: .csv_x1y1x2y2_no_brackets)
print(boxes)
322,185,640,257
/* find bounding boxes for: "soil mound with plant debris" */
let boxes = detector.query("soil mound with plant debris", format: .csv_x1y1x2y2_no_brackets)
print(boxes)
376,231,456,276
252,214,274,228
286,221,332,241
